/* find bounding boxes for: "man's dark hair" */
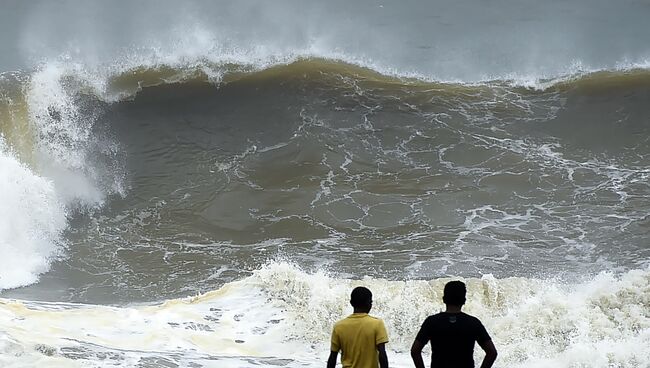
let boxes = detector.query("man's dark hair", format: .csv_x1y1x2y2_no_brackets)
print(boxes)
350,286,373,308
443,280,466,306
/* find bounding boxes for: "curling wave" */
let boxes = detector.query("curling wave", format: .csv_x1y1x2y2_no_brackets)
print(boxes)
1,54,650,293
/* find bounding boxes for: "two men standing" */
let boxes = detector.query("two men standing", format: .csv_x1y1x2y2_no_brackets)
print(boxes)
328,282,497,368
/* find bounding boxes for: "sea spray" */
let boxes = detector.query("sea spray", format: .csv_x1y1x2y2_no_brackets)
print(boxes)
0,61,128,291
0,140,66,290
26,61,125,206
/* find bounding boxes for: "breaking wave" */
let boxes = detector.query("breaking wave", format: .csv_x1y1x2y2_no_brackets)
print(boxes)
1,262,648,367
1,53,650,291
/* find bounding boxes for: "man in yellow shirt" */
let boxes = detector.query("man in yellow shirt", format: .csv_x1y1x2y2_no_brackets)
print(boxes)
327,287,389,368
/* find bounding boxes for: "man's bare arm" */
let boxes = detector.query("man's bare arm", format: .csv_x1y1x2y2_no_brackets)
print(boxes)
478,339,497,368
377,342,389,368
326,351,338,368
410,339,426,368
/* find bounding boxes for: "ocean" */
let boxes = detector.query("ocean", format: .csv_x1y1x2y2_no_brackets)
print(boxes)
0,0,649,367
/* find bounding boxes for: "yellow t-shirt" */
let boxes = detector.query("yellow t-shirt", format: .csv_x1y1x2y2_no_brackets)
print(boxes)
330,313,389,368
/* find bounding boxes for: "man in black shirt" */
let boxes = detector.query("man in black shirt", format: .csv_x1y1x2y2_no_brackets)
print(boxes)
410,281,497,368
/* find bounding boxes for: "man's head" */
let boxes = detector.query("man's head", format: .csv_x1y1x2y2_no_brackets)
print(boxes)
443,280,466,306
350,286,373,312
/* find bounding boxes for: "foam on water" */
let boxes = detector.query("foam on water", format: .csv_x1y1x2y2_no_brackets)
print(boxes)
0,262,648,367
0,60,126,291
0,140,66,290
27,61,112,205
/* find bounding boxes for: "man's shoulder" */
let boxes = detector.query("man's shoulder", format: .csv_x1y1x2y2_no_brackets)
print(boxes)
426,312,446,321
460,312,483,323
333,314,385,332
333,317,348,328
357,314,385,327
423,312,482,324
334,314,382,323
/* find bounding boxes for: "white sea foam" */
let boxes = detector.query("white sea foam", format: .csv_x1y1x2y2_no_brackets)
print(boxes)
0,140,66,290
27,61,110,206
0,262,648,367
0,60,124,291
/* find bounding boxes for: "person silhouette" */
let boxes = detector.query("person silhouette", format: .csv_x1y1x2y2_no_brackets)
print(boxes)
327,286,389,368
410,281,497,368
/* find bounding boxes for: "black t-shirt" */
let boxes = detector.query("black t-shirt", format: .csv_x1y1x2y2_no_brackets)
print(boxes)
415,312,491,368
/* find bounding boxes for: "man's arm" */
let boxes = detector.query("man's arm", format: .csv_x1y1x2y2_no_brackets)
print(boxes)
477,339,497,368
377,342,389,368
326,351,338,368
410,339,426,368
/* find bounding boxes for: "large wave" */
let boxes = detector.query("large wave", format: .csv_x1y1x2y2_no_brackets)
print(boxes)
1,52,650,292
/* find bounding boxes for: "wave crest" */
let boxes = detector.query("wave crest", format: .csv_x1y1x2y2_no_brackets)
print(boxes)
104,58,650,96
